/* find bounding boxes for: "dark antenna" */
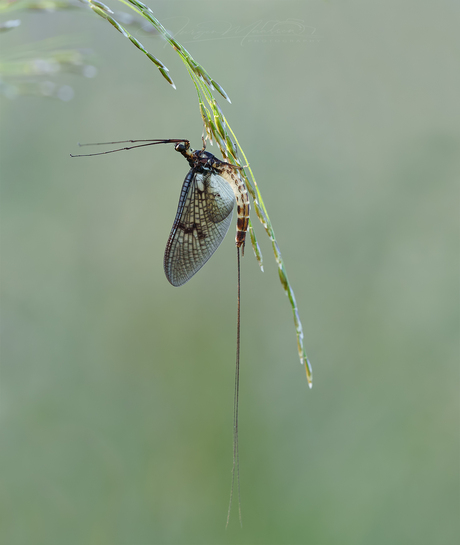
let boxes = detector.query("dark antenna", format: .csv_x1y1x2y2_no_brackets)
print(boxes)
70,139,189,157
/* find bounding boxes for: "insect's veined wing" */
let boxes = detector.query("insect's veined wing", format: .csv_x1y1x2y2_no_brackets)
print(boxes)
164,168,235,286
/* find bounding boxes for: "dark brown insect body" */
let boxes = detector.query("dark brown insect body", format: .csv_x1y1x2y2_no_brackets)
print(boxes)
164,140,250,286
174,141,250,247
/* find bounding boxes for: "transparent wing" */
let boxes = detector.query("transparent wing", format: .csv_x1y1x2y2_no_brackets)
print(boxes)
164,169,235,286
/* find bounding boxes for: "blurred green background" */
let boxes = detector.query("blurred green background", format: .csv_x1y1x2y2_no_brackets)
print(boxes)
1,1,458,544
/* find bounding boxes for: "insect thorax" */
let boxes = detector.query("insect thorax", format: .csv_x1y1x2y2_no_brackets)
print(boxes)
175,144,250,249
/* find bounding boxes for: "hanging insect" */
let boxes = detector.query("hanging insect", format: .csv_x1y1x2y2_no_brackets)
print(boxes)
72,139,249,281
71,138,248,525
163,140,249,285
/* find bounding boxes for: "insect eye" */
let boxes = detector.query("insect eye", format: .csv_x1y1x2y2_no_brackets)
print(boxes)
175,143,185,152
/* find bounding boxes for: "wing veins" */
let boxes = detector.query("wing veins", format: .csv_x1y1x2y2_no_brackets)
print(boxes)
164,169,235,286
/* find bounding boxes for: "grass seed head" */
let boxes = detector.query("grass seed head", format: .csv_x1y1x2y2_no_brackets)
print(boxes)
90,1,113,14
159,66,175,88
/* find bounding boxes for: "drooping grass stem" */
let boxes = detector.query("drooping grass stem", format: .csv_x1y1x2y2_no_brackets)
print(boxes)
88,0,313,385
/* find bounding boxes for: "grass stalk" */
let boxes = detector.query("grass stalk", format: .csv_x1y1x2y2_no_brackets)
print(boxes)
87,0,313,386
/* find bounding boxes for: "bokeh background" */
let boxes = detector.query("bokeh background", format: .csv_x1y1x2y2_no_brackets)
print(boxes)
1,1,458,544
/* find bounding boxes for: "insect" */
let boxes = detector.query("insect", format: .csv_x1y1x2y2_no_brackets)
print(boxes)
71,138,249,525
163,140,250,285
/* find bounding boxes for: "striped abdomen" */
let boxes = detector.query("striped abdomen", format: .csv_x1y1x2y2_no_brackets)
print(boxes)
217,164,250,250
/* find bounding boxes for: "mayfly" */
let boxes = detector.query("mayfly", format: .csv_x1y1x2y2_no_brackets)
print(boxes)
71,138,249,525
